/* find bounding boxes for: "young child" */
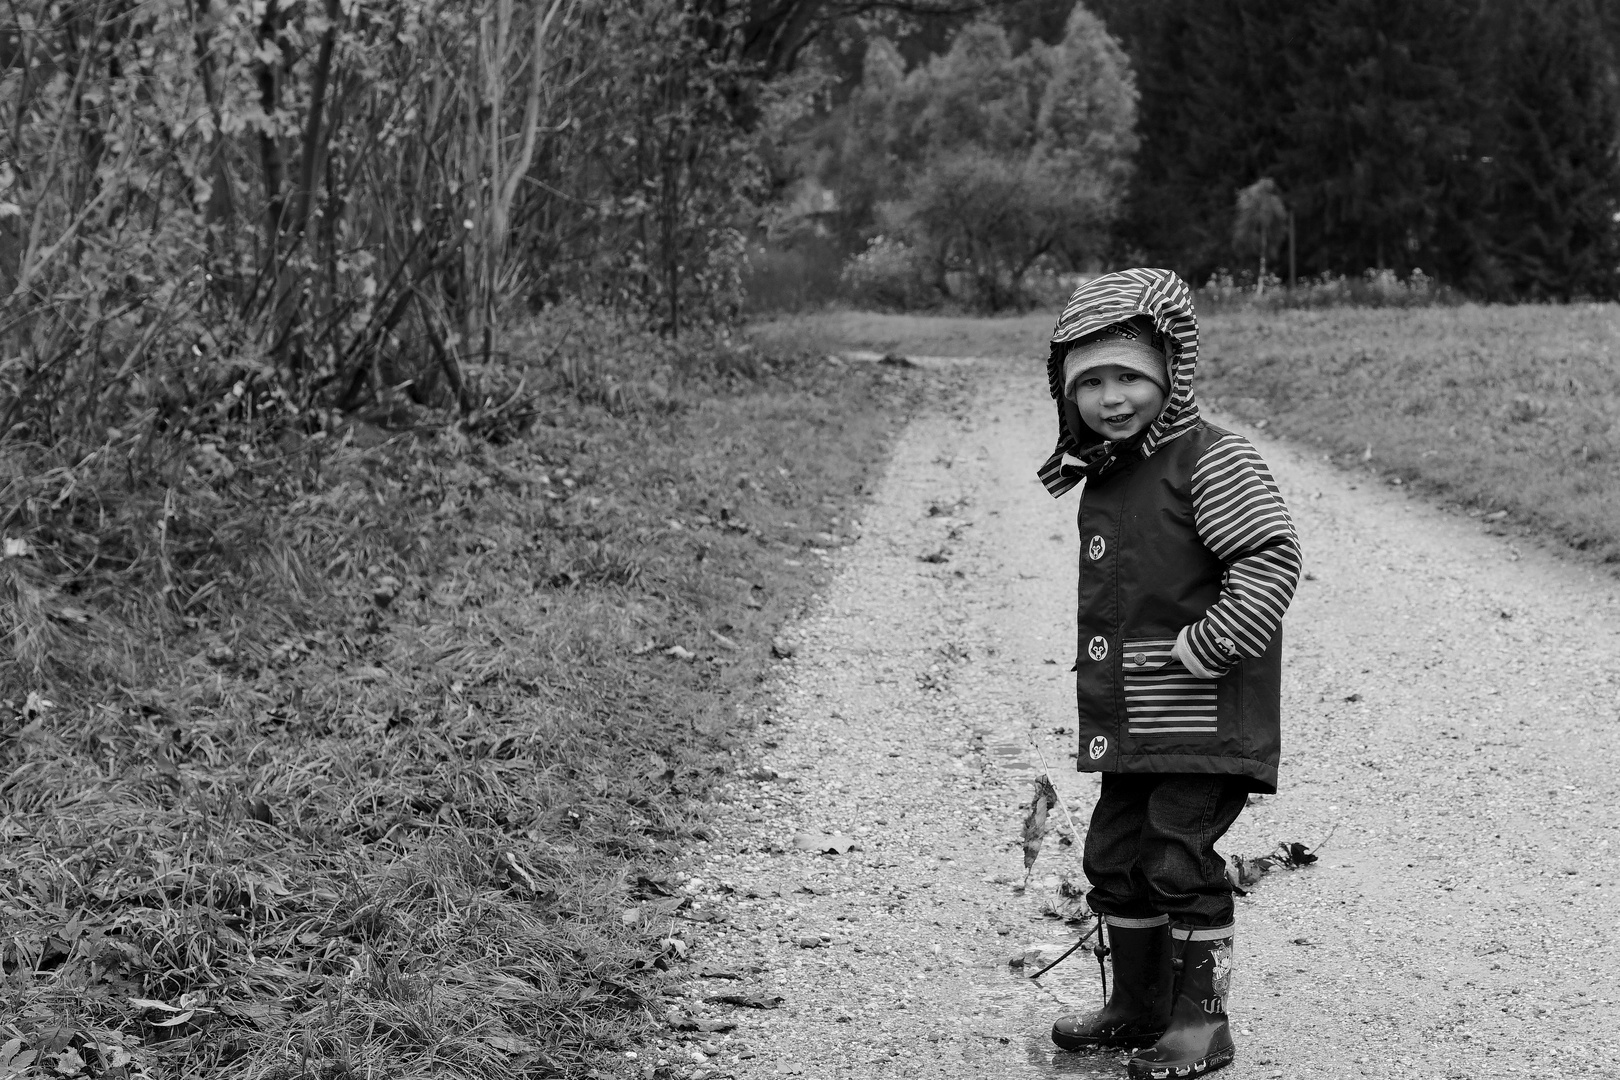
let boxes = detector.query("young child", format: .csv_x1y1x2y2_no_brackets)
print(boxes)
1038,268,1301,1079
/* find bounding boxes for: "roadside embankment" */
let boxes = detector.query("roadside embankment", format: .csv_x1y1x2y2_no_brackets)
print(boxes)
0,350,923,1078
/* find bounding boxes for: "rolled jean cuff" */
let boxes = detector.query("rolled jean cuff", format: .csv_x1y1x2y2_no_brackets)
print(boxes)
1106,914,1170,929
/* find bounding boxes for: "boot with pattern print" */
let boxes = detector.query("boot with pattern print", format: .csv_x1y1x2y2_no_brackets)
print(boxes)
1051,915,1174,1050
1126,924,1236,1079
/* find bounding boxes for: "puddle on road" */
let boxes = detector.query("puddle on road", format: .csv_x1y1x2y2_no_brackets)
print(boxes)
966,967,1131,1077
987,740,1039,775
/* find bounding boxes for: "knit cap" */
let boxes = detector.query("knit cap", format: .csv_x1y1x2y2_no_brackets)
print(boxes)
1061,315,1170,399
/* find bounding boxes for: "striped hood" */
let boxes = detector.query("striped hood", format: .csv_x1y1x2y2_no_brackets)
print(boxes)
1038,267,1201,498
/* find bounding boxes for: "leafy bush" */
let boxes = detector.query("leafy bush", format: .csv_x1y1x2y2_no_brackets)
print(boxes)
838,236,937,311
810,10,1138,311
741,236,848,315
0,0,760,457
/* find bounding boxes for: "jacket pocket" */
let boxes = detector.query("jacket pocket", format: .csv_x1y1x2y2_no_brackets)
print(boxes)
1121,638,1218,738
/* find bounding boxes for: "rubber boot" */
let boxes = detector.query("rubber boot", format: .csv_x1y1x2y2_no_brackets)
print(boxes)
1051,915,1174,1051
1126,924,1236,1079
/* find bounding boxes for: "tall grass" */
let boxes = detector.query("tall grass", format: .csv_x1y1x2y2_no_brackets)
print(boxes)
0,330,915,1078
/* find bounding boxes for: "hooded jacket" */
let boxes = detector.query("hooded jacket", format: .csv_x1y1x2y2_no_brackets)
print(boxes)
1039,268,1301,793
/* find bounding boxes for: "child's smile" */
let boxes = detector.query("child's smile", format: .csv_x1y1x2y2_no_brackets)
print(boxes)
1070,364,1168,442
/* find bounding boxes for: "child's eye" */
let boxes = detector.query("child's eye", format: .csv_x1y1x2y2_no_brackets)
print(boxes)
1118,372,1141,383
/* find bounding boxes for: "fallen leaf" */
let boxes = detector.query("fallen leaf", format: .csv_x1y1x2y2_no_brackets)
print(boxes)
371,575,402,607
129,998,184,1012
633,873,680,898
1279,841,1319,867
151,1010,196,1027
21,691,53,721
918,550,950,564
0,1039,36,1073
1225,838,1324,893
678,906,726,923
1021,774,1058,873
791,832,853,854
706,992,784,1010
669,1015,737,1033
664,645,695,661
52,1047,84,1076
1343,692,1363,702
1039,872,1089,922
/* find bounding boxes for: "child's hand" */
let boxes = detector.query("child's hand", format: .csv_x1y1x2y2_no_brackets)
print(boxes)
1172,628,1222,679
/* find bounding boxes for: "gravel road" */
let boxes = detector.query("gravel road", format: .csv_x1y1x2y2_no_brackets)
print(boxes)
653,358,1620,1080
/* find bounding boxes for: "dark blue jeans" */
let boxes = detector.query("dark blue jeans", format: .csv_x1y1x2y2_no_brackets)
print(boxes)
1082,773,1248,928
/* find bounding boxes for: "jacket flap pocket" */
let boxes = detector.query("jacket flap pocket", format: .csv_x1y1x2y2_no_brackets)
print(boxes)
1121,639,1178,672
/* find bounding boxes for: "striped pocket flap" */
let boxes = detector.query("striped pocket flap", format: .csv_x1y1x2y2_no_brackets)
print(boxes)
1122,638,1218,737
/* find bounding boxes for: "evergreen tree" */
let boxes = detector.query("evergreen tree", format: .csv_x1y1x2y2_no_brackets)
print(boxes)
1487,0,1620,299
1282,0,1481,280
1100,0,1309,279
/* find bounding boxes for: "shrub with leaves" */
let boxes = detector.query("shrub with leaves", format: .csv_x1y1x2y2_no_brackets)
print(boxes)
0,0,763,455
816,8,1138,311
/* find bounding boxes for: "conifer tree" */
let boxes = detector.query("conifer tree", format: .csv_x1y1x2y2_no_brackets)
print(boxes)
1282,0,1480,280
1487,0,1620,299
1101,0,1310,278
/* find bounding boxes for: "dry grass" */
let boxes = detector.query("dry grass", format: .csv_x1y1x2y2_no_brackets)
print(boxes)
0,347,917,1079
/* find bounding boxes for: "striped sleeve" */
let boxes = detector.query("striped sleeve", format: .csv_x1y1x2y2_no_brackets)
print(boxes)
1181,434,1302,676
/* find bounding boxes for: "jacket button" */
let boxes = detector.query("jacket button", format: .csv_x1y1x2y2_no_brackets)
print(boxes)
1133,653,1147,666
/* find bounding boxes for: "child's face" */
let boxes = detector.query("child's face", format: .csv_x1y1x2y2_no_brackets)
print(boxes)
1069,364,1167,441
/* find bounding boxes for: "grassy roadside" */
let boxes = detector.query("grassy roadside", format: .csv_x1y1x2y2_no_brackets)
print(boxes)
761,306,1620,569
1197,305,1620,566
0,349,920,1079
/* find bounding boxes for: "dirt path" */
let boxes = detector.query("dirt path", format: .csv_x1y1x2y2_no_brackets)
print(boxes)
654,358,1620,1080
